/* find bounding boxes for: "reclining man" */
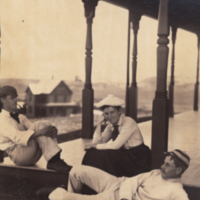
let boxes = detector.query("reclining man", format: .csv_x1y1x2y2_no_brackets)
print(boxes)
0,85,72,172
48,149,190,200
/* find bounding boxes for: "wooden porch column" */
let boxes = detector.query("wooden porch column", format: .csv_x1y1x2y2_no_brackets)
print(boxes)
0,25,3,163
0,25,1,60
151,0,169,169
129,12,141,121
169,27,177,117
82,0,98,138
125,11,131,116
193,34,200,111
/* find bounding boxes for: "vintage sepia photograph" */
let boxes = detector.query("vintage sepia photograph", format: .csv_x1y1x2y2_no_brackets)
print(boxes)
0,0,200,199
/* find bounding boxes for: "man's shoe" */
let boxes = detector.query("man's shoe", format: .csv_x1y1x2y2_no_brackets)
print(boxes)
36,185,67,200
36,187,56,200
47,159,72,173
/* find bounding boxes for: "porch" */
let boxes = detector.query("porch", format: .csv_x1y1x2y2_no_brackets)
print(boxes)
60,110,200,188
0,110,200,199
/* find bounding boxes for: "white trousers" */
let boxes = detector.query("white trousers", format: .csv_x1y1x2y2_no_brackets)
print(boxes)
10,136,61,166
49,165,126,200
10,121,61,166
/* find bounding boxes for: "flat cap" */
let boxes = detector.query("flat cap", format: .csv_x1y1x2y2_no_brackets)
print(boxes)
0,86,18,98
96,94,125,108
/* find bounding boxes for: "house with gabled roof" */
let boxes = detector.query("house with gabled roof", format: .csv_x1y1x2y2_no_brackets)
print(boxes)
26,80,77,118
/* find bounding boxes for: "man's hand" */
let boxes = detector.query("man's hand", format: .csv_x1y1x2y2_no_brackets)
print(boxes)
84,143,97,150
43,126,58,138
30,125,58,140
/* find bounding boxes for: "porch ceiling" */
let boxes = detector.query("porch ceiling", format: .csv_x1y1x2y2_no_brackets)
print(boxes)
102,0,200,35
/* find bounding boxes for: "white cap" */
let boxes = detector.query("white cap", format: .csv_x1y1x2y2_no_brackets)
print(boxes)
96,94,125,108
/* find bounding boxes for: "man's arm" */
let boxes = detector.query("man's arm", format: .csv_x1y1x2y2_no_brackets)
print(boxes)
119,171,152,200
0,118,57,148
93,115,107,143
92,122,102,143
30,126,58,139
85,124,112,150
96,118,138,150
0,119,35,147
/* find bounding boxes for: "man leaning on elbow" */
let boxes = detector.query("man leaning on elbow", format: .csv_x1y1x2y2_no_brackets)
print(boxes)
38,149,190,200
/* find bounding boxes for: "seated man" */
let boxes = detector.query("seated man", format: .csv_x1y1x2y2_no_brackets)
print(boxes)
48,149,190,200
82,94,151,178
0,85,72,172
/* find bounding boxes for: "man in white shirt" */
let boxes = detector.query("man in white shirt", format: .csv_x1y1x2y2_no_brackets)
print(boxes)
47,149,190,200
0,85,72,172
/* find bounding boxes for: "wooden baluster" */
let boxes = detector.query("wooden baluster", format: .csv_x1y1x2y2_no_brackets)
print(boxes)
193,34,200,111
125,11,131,116
82,0,98,138
151,0,169,169
169,26,177,117
129,11,141,121
0,25,3,163
0,24,1,63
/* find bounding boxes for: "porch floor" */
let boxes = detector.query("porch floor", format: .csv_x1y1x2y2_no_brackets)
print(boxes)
59,110,200,188
0,110,200,197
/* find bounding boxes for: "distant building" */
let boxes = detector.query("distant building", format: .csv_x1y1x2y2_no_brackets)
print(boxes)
26,80,77,118
75,76,82,82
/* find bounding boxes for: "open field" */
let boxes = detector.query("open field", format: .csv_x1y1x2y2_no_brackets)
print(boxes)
29,113,102,134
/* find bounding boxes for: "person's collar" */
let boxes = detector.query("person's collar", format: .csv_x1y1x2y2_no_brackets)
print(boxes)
1,109,11,117
159,170,181,183
163,177,181,183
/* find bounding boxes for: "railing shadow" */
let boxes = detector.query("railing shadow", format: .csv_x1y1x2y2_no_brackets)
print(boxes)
184,185,200,200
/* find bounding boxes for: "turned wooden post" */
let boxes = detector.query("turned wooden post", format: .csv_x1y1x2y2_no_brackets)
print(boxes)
82,0,98,138
193,34,200,111
0,24,1,61
129,11,141,121
151,0,169,169
0,25,3,162
169,27,177,117
125,11,131,116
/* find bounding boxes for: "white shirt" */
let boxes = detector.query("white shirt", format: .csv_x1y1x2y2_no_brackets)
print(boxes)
119,169,189,200
0,109,34,154
96,114,143,150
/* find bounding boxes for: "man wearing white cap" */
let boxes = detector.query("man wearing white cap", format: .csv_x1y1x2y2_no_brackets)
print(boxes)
82,94,151,179
0,85,72,172
47,149,190,200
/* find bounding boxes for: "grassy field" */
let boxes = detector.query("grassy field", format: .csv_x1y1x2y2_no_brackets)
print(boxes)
29,113,102,135
28,108,154,135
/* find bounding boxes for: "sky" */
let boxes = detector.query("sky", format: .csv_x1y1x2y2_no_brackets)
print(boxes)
1,0,199,84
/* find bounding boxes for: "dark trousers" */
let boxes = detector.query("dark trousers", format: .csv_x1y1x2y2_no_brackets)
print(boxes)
81,143,152,194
